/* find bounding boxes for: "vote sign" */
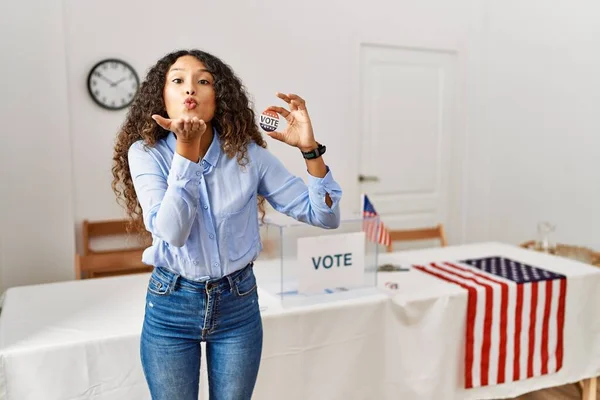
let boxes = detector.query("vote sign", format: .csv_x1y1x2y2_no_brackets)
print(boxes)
296,232,365,293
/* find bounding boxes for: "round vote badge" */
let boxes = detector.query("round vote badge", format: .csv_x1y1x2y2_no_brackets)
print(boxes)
260,110,279,132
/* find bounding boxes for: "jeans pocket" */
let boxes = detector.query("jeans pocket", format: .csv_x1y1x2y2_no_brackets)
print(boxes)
147,269,172,296
234,270,257,297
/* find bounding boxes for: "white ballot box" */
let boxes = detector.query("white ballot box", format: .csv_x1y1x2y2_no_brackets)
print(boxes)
255,214,380,307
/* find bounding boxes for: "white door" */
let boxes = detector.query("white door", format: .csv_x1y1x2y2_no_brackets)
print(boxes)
358,43,463,246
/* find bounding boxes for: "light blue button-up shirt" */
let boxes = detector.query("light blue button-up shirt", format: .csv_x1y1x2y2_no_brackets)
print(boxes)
128,128,342,281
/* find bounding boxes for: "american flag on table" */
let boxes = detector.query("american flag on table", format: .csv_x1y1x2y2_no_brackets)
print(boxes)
414,256,567,389
362,194,391,247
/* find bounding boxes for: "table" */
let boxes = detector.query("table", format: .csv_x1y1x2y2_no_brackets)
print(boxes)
0,242,598,400
376,242,600,400
0,267,388,400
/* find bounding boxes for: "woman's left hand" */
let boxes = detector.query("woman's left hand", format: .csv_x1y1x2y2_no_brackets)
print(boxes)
264,93,319,152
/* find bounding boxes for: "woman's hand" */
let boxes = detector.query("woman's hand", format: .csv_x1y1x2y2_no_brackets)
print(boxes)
264,93,319,152
152,115,207,144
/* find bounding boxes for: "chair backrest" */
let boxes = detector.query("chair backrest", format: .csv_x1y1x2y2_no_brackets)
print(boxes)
75,251,153,279
386,224,448,252
76,219,152,279
82,219,149,255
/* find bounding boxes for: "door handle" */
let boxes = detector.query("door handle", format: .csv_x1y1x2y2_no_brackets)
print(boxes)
358,174,379,183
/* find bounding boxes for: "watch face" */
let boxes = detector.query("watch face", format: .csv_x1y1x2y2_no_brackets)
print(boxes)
87,59,139,110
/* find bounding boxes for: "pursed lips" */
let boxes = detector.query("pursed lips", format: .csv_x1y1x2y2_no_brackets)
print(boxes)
184,97,197,110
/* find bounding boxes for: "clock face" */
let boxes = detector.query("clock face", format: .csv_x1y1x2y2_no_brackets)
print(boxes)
87,59,140,110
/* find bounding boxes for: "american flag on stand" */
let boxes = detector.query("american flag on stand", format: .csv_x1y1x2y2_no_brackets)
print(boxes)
414,257,567,389
362,194,391,247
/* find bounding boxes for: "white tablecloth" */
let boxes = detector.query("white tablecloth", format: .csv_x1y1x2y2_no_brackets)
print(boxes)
0,266,388,400
377,242,600,400
0,242,598,400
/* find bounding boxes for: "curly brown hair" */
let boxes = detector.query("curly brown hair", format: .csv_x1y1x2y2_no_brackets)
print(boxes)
111,49,267,239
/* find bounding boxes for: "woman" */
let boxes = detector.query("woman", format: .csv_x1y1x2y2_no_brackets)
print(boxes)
112,49,342,400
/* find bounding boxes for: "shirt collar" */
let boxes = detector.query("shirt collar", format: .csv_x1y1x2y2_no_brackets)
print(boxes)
165,126,221,166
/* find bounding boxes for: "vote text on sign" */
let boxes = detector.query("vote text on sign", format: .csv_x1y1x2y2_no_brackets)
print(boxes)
296,232,366,293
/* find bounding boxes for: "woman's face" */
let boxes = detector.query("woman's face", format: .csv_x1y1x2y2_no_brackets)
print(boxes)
163,55,216,122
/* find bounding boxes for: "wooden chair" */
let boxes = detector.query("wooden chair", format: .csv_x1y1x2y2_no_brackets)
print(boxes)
386,224,448,252
75,219,153,279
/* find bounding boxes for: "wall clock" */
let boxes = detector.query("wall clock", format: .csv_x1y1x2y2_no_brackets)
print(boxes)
87,58,139,110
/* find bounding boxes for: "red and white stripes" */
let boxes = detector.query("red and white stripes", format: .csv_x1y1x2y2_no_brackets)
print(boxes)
414,261,566,389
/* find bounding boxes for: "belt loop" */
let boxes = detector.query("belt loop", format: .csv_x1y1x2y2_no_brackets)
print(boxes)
226,274,234,293
170,273,180,291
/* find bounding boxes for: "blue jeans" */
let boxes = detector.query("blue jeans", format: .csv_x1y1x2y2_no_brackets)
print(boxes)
140,263,263,400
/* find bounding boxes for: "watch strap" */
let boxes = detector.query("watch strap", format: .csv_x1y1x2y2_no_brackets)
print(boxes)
301,143,326,159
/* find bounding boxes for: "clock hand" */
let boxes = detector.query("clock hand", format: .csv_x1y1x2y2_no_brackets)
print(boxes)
96,73,115,86
111,78,126,87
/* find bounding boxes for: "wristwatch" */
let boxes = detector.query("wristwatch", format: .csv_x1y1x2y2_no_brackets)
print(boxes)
301,143,326,160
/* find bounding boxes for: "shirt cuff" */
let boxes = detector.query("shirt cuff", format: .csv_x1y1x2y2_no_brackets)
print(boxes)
306,166,342,212
168,153,204,188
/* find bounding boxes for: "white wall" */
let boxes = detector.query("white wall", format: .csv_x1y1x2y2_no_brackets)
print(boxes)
62,1,475,249
470,0,600,248
2,0,598,289
1,0,476,289
0,0,75,290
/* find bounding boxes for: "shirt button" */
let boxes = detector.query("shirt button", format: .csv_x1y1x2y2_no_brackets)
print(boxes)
202,160,206,166
193,260,199,266
209,234,214,239
196,171,201,176
213,262,219,268
203,205,208,210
